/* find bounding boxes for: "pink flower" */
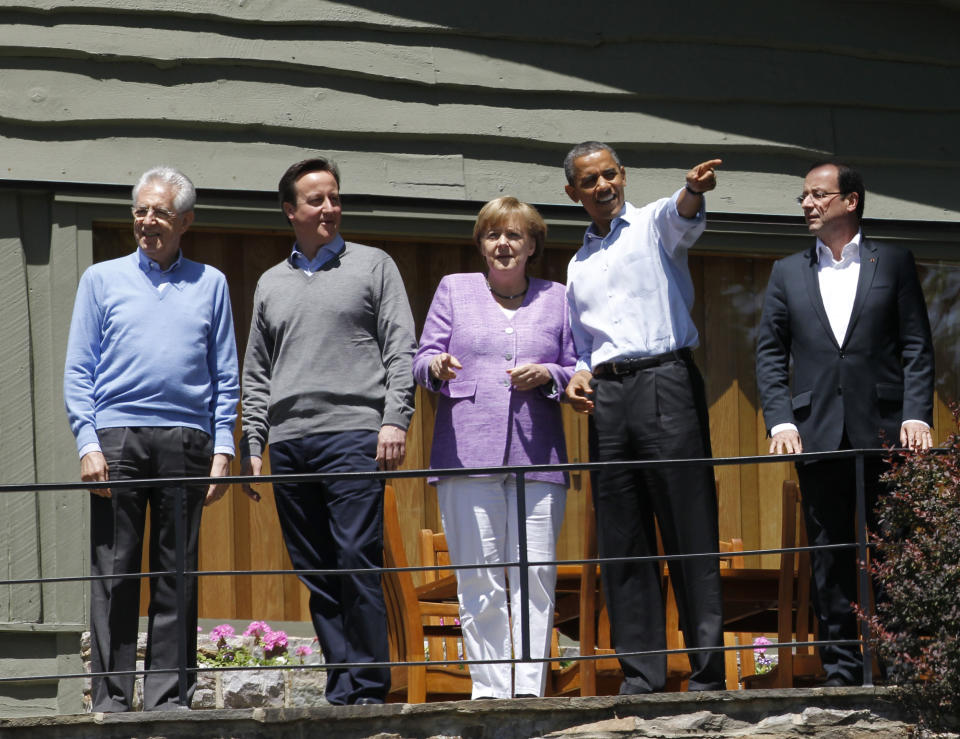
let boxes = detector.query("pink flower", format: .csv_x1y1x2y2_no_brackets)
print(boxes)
262,629,288,658
210,624,235,644
294,645,313,658
263,629,288,656
244,621,271,641
753,636,771,657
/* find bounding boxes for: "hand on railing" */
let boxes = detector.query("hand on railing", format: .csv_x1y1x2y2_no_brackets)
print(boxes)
769,429,803,455
900,420,933,451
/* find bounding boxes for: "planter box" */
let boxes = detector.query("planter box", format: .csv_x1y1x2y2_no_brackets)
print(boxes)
81,632,328,711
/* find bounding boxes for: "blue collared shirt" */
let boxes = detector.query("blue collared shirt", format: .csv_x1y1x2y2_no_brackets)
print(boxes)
566,189,706,372
138,246,183,289
290,235,345,274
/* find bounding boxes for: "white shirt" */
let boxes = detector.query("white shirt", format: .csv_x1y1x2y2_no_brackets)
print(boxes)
816,232,861,346
566,191,706,372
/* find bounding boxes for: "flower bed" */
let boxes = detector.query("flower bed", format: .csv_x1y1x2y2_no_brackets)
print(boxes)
80,621,328,711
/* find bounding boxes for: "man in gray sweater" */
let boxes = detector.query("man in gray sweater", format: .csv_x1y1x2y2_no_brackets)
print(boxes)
240,157,416,706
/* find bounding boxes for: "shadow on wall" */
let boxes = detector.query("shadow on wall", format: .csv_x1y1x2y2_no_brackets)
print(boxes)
1,1,958,213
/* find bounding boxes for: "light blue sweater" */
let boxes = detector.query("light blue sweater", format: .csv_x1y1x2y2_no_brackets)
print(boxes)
64,251,239,453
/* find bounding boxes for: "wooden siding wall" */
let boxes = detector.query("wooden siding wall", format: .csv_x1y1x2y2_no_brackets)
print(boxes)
93,223,960,621
1,1,959,222
2,0,959,630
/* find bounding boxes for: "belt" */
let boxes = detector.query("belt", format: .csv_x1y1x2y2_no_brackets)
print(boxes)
592,348,692,378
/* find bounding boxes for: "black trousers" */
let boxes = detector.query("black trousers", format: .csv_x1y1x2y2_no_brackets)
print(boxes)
796,447,886,684
590,357,725,692
269,430,390,705
89,426,210,712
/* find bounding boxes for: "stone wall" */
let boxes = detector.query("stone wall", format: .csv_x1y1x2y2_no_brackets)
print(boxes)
80,631,328,712
0,689,943,738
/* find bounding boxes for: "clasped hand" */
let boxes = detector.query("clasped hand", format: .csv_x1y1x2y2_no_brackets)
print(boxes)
430,353,549,392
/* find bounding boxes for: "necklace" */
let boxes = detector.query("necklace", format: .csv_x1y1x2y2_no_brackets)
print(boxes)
486,277,528,301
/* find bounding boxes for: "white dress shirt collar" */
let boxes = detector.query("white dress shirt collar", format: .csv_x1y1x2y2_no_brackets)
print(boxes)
816,229,863,347
815,230,862,268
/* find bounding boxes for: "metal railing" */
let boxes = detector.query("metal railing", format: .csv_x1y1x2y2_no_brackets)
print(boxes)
0,448,896,701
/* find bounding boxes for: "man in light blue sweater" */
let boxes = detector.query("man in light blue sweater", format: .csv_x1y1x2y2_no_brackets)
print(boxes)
64,167,241,712
240,157,416,705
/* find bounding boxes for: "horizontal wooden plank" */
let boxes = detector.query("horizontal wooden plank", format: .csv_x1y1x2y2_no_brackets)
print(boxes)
2,22,957,106
0,136,467,200
3,0,960,69
3,134,959,222
0,69,840,151
0,0,456,31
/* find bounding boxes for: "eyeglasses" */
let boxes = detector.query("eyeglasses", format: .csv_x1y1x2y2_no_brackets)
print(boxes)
132,205,179,222
796,191,846,205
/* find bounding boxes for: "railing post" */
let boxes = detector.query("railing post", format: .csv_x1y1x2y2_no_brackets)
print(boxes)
175,484,189,705
516,472,531,662
854,450,874,687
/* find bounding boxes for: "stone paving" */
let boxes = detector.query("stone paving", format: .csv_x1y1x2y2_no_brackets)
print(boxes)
3,688,954,739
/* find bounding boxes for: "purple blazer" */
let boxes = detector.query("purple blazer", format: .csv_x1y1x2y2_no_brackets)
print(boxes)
413,273,577,485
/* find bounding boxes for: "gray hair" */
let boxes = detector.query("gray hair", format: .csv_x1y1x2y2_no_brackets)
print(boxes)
132,166,197,213
563,141,622,185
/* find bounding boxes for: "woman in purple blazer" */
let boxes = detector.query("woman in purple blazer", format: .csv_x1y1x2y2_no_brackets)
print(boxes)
413,197,577,699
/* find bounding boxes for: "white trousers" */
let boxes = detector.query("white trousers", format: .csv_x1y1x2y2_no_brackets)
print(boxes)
437,475,566,698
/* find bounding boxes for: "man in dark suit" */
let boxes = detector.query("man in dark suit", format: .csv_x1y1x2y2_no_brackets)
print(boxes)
756,161,935,686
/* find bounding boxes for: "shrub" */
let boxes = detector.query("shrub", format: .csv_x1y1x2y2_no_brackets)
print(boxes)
860,412,960,730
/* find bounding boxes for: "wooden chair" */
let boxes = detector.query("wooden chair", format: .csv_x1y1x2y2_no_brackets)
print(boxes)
382,484,472,703
416,528,462,672
663,536,765,691
416,523,584,697
574,483,623,696
722,480,822,688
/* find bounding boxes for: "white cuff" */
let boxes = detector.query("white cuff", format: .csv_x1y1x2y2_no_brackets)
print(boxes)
770,422,799,437
79,442,102,459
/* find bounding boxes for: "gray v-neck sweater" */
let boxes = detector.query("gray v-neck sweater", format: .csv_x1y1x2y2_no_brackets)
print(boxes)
240,242,416,457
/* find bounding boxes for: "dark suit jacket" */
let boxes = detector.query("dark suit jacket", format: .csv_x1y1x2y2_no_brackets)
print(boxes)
756,238,934,452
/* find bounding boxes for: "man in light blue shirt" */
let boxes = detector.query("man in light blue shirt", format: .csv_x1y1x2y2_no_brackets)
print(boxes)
64,167,241,712
563,142,726,693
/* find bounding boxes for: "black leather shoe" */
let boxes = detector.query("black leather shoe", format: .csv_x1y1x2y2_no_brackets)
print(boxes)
514,693,538,699
353,697,383,705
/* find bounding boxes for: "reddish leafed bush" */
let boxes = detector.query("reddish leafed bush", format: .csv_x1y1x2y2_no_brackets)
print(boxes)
859,409,960,730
